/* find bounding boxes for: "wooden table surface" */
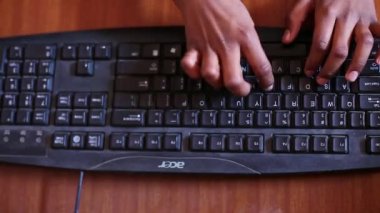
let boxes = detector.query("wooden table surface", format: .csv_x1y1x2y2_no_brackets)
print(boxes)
0,0,380,212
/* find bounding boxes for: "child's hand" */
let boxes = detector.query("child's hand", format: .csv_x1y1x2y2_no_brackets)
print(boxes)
282,0,379,84
174,0,274,96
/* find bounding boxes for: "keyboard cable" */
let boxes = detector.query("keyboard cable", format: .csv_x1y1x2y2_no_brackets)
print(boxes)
74,170,85,213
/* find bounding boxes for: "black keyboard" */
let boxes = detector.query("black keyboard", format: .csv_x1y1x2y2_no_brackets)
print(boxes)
0,27,379,174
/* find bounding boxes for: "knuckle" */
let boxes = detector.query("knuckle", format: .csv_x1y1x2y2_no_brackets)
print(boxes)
320,5,336,17
332,46,349,59
313,40,329,52
224,77,244,91
201,67,219,81
360,33,374,46
237,27,254,43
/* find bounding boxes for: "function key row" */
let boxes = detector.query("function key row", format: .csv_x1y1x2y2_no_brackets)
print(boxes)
110,133,181,151
52,132,104,150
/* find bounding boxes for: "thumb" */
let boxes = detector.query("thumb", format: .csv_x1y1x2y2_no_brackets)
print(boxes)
370,22,380,64
282,0,313,44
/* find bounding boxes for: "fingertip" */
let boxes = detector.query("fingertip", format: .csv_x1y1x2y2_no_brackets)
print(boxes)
345,71,359,82
316,76,328,85
181,49,201,79
282,29,292,44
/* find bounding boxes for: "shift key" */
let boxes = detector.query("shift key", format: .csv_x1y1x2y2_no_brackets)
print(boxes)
115,76,150,91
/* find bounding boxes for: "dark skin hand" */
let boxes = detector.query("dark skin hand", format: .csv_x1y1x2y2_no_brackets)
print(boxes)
173,0,274,96
283,0,380,85
174,0,380,96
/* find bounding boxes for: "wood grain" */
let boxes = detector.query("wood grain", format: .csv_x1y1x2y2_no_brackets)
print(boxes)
0,0,380,213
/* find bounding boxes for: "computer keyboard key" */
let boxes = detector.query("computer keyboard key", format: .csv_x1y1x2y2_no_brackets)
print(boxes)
94,44,112,59
312,111,328,128
36,77,53,92
272,59,286,74
293,111,310,127
219,110,235,127
73,93,90,108
90,93,107,108
34,93,51,108
78,44,94,59
299,77,314,92
112,110,145,126
115,76,150,92
292,135,309,153
55,110,71,126
4,77,19,92
146,134,162,150
76,60,94,76
350,111,366,128
281,76,297,92
161,60,177,75
25,45,56,59
227,135,244,152
335,77,350,93
312,135,329,153
6,62,22,76
57,93,72,108
52,132,69,149
247,93,263,109
330,136,348,154
183,110,199,126
358,77,380,92
201,110,217,127
246,135,264,152
38,61,55,76
256,110,272,127
86,133,104,150
275,110,291,127
266,93,281,110
190,134,208,151
303,93,318,110
273,135,291,153
367,136,380,154
8,46,23,60
113,93,138,108
1,109,16,124
173,94,188,108
147,110,163,126
109,133,126,150
142,43,160,58
61,44,77,60
192,94,208,109
360,59,380,75
16,109,32,124
210,95,226,109
330,111,346,128
3,94,17,108
317,82,332,92
32,110,49,125
284,93,300,110
289,60,303,75
208,134,226,151
163,44,182,58
163,134,181,151
20,77,36,91
127,133,144,150
164,110,181,126
71,110,88,126
117,60,159,75
321,94,337,110
238,110,254,127
369,112,380,128
359,94,380,110
88,110,106,126
118,43,141,58
340,94,355,110
70,132,86,149
22,60,38,75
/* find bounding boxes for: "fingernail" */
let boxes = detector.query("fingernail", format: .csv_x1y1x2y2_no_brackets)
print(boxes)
316,77,328,85
345,71,359,82
283,29,291,42
376,58,380,65
264,84,274,91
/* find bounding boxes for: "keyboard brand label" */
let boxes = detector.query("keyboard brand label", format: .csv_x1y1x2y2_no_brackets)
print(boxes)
157,161,185,169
